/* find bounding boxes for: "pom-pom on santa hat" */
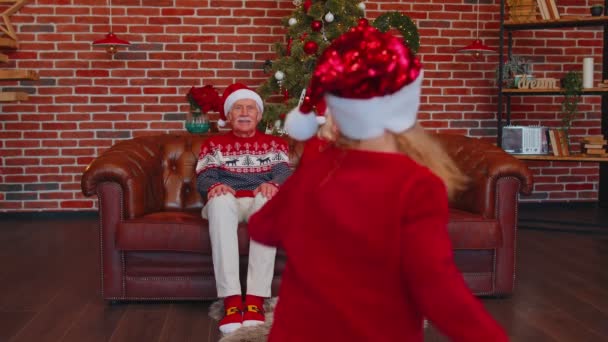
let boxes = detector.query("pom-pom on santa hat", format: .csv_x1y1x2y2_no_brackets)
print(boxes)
218,83,264,127
285,19,423,141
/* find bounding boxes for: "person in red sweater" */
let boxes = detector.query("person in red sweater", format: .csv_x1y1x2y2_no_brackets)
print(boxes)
195,83,291,334
247,21,509,341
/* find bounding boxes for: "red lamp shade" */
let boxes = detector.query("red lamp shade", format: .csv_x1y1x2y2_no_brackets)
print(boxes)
92,32,130,55
458,39,496,58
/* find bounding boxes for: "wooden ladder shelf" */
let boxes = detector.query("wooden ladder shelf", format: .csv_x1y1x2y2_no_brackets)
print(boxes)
0,0,33,103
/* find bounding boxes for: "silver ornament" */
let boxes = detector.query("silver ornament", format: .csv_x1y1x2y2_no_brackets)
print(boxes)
274,70,285,81
293,0,302,6
324,12,334,23
288,17,297,26
358,2,366,10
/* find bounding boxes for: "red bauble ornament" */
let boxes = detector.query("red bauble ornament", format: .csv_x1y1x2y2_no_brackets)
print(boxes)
303,0,312,13
311,20,323,32
283,89,290,101
303,40,318,54
358,18,369,27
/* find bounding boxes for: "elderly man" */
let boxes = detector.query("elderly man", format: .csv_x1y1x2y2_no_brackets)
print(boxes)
195,83,291,334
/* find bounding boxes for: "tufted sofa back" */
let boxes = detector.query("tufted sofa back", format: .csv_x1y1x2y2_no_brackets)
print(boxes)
82,132,532,220
159,134,208,211
82,133,213,218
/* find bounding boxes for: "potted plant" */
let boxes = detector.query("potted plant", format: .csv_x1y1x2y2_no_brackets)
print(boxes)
186,85,220,133
590,3,604,16
560,70,583,152
497,55,533,88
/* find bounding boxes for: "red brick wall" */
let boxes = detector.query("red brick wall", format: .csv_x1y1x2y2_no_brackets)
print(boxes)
0,0,603,211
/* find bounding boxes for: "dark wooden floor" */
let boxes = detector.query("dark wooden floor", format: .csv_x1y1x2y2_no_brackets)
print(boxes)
0,212,606,342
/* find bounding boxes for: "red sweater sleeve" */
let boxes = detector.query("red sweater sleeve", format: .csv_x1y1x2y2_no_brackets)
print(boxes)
248,171,299,248
400,176,508,342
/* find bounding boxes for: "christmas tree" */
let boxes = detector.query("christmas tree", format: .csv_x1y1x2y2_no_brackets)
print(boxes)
257,0,419,133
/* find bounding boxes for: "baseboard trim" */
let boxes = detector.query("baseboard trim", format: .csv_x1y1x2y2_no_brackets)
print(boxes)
518,201,608,234
0,211,98,220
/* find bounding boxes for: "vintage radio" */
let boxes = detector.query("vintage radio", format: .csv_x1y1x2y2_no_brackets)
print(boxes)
501,126,548,154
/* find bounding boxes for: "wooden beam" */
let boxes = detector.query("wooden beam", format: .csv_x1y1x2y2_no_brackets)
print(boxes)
0,91,28,102
0,69,38,80
0,53,7,63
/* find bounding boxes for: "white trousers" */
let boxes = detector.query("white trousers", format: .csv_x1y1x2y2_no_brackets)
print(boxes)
202,193,277,298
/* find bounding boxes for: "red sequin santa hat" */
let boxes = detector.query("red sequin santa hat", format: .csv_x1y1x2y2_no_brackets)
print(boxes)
219,83,264,127
284,19,423,141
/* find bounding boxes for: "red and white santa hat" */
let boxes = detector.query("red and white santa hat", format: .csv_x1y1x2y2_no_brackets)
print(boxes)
219,83,264,127
284,19,423,141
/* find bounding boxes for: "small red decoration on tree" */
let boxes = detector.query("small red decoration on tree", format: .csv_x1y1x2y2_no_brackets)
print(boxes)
303,0,312,13
286,36,293,56
303,40,318,54
311,20,323,32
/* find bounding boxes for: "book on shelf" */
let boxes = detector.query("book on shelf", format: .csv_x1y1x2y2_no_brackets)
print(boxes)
547,129,571,156
556,129,570,156
581,135,606,144
583,143,606,149
545,0,560,20
584,148,607,155
536,0,550,20
548,129,560,156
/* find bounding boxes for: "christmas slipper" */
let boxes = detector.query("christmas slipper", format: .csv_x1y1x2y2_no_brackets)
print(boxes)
242,294,265,327
219,295,243,334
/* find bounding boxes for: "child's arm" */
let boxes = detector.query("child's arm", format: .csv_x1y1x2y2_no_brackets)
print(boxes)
400,176,508,342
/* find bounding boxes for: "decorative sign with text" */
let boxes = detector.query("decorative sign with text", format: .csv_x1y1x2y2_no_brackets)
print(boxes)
517,75,559,89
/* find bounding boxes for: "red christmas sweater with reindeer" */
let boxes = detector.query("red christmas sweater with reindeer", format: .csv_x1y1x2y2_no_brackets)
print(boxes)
196,131,291,199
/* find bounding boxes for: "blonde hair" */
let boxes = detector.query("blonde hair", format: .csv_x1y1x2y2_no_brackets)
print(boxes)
391,123,468,200
317,112,338,142
333,121,468,200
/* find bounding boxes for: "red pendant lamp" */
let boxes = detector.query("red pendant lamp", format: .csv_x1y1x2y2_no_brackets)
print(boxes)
92,0,130,55
459,1,496,59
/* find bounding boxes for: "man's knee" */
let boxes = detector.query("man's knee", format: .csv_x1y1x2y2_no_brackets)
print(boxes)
251,193,269,212
206,193,238,214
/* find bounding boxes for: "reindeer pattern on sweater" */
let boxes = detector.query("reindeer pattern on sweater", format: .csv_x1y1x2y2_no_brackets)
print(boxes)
196,131,291,198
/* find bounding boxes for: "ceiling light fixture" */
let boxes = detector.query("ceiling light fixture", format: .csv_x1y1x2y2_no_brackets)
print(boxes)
92,0,130,55
459,1,496,59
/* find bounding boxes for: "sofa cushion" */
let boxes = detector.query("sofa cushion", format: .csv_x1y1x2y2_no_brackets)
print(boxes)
117,211,251,254
448,209,502,249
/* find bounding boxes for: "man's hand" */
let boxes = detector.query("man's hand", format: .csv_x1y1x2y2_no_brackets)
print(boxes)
254,183,278,199
207,184,236,200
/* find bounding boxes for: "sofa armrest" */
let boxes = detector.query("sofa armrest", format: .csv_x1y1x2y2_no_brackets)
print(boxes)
435,133,533,219
81,136,165,219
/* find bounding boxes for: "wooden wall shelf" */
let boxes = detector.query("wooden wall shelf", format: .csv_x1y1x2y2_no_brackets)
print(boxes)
0,91,28,102
504,16,608,30
514,154,608,162
502,88,608,95
0,38,17,49
0,69,39,80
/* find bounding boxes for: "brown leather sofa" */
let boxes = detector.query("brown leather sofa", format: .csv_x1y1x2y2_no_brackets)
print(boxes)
81,132,532,301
